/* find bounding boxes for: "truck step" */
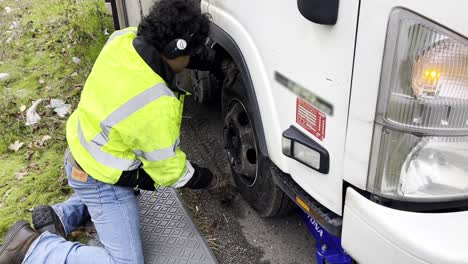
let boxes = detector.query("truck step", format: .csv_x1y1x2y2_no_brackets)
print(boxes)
139,188,218,264
272,166,343,237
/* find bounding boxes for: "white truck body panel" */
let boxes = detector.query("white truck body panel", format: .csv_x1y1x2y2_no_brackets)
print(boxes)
343,188,468,264
344,0,468,191
124,1,155,25
205,0,359,215
123,1,141,27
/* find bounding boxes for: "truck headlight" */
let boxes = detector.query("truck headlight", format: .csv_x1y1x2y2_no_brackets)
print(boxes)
368,9,468,202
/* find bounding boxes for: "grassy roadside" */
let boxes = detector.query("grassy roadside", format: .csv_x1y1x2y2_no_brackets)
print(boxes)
0,0,113,241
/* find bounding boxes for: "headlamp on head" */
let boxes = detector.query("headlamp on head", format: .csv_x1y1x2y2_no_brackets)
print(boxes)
163,32,208,59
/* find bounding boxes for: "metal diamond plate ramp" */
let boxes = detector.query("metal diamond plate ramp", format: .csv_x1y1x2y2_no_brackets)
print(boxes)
139,188,218,264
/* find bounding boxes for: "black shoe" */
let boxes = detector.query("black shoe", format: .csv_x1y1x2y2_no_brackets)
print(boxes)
32,205,66,238
0,220,39,264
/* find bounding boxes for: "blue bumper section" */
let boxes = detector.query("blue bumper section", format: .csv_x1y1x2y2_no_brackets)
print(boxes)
302,211,352,264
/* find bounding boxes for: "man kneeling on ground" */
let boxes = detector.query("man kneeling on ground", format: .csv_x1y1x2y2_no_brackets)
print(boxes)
0,0,232,263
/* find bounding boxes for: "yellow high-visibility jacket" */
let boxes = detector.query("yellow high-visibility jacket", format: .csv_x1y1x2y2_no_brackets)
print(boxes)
66,28,193,188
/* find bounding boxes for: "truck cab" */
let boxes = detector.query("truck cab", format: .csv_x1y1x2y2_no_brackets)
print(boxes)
110,0,468,263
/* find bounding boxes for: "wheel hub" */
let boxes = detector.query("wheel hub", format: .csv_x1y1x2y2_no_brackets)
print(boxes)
224,99,258,187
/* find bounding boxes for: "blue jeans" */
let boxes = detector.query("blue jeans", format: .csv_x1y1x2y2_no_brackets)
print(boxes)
23,159,144,264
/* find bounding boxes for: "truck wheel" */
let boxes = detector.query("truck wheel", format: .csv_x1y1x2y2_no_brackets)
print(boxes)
191,70,218,104
223,74,294,217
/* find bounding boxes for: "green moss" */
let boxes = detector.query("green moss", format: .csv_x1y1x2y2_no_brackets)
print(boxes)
0,0,113,241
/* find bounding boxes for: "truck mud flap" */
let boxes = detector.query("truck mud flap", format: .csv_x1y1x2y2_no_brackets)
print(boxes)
139,188,218,264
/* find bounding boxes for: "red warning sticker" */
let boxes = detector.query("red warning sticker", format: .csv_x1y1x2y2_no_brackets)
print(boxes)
296,98,326,141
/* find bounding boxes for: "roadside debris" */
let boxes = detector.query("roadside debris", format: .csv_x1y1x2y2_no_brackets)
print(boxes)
35,135,51,147
0,73,10,81
15,171,28,180
3,189,12,199
4,7,13,14
9,21,18,30
8,140,24,152
19,105,26,113
25,99,43,126
15,162,39,181
25,98,71,125
103,28,110,35
40,135,52,143
72,57,81,64
26,135,52,151
47,99,71,117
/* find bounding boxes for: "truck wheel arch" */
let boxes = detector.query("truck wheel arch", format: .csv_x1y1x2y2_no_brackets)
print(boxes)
209,23,268,157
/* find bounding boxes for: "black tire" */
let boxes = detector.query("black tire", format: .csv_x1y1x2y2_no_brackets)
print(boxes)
222,70,294,217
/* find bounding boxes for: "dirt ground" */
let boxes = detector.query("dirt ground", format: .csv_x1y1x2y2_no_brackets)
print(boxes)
178,72,316,264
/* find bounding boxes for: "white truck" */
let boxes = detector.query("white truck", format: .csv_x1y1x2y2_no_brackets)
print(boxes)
109,0,468,263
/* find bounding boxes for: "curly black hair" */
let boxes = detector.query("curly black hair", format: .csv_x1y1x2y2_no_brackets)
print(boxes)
138,0,210,54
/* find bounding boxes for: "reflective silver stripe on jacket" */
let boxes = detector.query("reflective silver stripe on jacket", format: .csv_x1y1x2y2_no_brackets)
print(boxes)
134,138,180,162
78,83,180,170
171,161,195,188
105,28,137,46
78,120,141,171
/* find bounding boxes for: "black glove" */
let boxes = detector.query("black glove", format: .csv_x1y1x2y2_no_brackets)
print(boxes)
184,163,214,189
115,169,156,191
206,173,238,204
185,164,238,204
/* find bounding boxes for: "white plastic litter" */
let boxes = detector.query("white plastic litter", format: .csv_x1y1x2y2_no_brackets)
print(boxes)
25,99,44,126
0,73,10,81
41,135,52,142
103,28,110,35
72,57,80,64
9,21,18,30
4,7,12,14
9,140,24,152
47,99,71,117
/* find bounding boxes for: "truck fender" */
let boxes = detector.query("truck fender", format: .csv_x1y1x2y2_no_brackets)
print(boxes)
209,22,268,157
